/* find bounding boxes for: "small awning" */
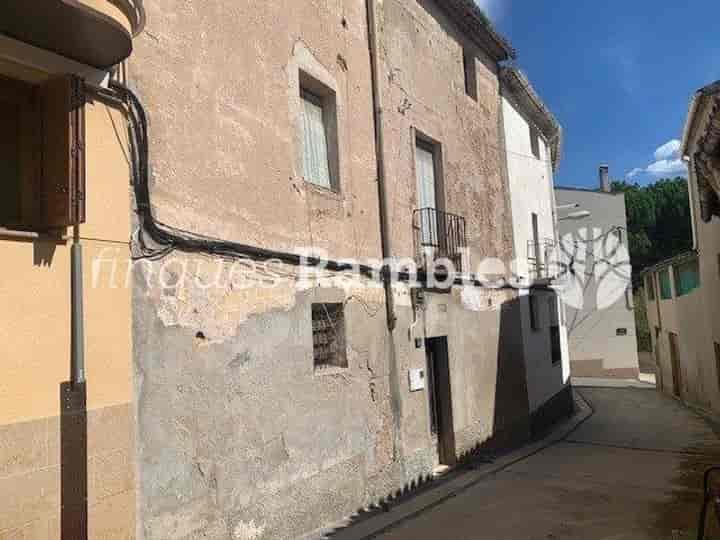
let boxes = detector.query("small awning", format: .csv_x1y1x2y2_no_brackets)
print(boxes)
0,0,132,70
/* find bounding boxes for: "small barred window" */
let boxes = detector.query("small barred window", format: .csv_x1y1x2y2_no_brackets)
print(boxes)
312,303,347,369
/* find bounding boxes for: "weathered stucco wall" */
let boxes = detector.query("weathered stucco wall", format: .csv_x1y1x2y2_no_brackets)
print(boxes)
130,1,531,539
131,0,381,260
130,1,399,539
374,0,532,476
377,0,514,267
134,273,397,540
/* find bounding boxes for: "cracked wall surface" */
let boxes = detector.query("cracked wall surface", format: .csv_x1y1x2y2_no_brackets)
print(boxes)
131,1,532,539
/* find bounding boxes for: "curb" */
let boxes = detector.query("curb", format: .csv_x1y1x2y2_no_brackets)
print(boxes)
306,389,593,540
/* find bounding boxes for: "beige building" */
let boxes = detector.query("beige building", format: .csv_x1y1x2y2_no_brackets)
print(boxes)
0,2,572,539
643,81,720,412
0,2,143,539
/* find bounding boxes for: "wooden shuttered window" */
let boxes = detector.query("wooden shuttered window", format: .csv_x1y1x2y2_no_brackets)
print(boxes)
0,74,85,231
36,75,86,229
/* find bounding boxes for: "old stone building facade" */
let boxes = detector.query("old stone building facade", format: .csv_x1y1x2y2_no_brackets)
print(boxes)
129,1,545,538
0,2,571,539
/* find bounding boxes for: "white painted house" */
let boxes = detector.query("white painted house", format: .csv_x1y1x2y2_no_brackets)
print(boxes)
500,68,572,428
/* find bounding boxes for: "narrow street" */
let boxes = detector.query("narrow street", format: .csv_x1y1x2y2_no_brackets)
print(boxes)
344,385,720,540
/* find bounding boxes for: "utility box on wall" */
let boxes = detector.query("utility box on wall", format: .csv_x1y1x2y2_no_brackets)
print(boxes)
408,368,426,392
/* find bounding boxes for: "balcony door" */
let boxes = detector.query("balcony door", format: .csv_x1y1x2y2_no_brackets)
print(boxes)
415,139,441,259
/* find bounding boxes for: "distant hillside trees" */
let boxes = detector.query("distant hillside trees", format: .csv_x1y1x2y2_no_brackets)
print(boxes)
611,177,693,277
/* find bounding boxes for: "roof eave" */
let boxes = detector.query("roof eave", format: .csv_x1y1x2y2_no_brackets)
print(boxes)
438,0,516,62
681,81,720,157
501,67,563,171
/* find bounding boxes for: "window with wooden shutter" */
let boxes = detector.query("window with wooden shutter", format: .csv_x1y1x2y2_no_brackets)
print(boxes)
0,75,38,229
37,75,86,229
0,74,85,232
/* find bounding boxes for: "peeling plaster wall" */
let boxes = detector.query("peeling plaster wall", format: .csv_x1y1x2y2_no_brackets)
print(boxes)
134,265,398,540
377,0,515,266
130,1,531,538
130,1,399,538
376,0,529,467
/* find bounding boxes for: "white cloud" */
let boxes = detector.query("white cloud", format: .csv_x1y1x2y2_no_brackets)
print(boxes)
653,139,681,161
646,158,687,177
625,139,688,180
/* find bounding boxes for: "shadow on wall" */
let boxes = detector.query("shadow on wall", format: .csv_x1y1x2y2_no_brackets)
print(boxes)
33,238,58,267
60,381,88,539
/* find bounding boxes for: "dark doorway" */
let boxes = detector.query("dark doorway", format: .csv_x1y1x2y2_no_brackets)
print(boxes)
426,337,456,466
669,332,682,398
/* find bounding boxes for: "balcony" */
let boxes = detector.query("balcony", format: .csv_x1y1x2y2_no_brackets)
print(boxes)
413,207,468,273
0,0,145,69
527,238,557,280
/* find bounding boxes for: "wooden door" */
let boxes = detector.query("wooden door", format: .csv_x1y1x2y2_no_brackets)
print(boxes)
426,337,456,466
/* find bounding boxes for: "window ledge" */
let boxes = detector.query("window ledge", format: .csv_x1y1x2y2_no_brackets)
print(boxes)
303,180,343,201
313,365,349,377
0,227,67,242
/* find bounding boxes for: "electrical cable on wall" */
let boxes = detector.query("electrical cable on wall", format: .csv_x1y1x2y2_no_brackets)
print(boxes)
99,80,555,293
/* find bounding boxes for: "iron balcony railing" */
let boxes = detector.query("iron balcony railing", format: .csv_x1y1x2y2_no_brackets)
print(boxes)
527,238,558,279
413,207,468,273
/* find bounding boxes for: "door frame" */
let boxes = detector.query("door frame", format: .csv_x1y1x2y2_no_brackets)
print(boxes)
425,336,456,466
668,332,682,398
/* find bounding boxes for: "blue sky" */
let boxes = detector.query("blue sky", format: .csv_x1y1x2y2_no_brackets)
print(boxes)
478,0,720,188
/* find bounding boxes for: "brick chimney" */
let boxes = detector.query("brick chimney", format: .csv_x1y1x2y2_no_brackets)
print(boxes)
599,165,611,193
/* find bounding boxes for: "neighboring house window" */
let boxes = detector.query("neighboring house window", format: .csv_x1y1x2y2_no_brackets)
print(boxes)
299,72,338,190
312,303,347,369
659,268,673,299
673,259,700,297
529,124,541,160
462,48,477,101
646,274,656,302
0,74,85,230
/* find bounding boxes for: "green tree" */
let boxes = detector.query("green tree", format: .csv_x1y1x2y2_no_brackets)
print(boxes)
612,177,692,276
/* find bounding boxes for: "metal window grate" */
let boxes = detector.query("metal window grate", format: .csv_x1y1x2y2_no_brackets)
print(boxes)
312,303,347,369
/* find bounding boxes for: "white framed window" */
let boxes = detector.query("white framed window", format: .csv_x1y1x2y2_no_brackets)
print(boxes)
300,89,331,188
299,72,339,191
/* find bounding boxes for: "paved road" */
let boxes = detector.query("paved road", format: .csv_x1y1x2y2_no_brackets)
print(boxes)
360,386,720,540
